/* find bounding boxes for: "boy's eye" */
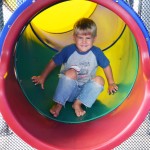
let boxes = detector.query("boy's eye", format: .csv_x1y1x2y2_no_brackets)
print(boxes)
78,37,83,39
77,36,92,40
86,37,91,39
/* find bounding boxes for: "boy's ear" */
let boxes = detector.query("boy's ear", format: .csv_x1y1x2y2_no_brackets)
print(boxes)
73,35,75,40
73,35,76,41
93,36,97,42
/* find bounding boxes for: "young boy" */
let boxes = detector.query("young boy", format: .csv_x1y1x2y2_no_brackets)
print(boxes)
32,18,118,117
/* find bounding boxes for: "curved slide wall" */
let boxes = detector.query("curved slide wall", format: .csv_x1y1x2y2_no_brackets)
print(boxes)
0,0,150,150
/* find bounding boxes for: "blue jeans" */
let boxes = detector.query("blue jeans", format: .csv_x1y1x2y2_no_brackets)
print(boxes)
53,74,104,108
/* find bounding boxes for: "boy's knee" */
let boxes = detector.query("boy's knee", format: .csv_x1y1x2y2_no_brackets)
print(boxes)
92,76,105,86
64,69,77,80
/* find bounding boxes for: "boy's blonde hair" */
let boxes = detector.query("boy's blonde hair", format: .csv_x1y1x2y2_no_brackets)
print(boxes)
73,18,97,37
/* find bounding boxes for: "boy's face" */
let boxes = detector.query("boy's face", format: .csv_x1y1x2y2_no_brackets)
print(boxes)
73,34,96,52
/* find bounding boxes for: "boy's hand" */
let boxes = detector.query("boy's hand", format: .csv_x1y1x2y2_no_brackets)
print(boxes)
108,83,118,95
31,76,45,89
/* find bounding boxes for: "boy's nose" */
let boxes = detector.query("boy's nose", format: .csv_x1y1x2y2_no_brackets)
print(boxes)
82,38,87,43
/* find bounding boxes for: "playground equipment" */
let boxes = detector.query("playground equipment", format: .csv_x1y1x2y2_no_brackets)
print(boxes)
0,0,150,149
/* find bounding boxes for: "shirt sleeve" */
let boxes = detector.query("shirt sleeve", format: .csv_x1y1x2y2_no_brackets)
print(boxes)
93,47,110,68
52,46,69,66
52,44,75,66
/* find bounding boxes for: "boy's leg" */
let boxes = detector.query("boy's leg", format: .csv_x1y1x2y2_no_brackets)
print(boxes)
73,76,104,117
50,69,78,117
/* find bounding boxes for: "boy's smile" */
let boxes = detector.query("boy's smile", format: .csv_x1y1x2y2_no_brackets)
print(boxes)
73,34,96,52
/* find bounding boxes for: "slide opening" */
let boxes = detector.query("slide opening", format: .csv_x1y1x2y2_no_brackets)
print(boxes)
15,1,138,123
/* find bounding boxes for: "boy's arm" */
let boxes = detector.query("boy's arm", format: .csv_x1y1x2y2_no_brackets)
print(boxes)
32,59,56,89
103,65,118,94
